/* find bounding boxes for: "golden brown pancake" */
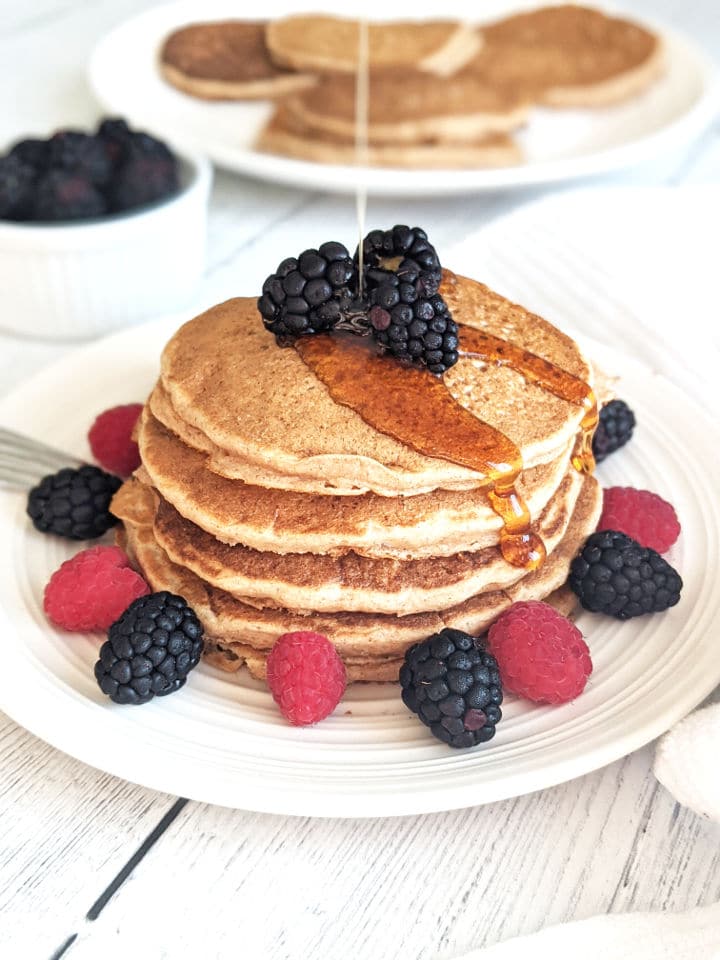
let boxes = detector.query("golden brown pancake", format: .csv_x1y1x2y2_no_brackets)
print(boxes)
256,106,522,169
265,16,480,76
137,410,573,558
155,273,594,497
140,465,582,614
114,472,601,677
282,72,529,144
159,21,315,100
471,5,663,107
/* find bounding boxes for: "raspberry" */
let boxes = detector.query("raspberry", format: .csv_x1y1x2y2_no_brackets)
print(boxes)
44,546,149,632
266,631,346,726
488,601,592,704
599,487,680,553
88,403,143,476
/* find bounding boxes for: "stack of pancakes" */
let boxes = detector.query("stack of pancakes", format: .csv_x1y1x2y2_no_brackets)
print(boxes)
160,7,663,169
112,273,603,682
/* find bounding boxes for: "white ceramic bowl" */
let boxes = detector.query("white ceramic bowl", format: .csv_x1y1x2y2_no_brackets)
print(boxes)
0,150,212,340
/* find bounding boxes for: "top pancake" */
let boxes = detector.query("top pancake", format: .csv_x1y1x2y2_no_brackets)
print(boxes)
159,21,316,100
157,272,593,497
471,5,663,106
265,16,480,76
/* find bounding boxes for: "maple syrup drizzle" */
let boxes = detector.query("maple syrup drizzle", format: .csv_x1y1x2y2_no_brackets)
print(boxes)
354,17,369,298
458,324,598,475
295,334,546,571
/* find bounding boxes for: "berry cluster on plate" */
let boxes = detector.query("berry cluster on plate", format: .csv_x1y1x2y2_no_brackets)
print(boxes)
24,229,683,751
0,119,179,222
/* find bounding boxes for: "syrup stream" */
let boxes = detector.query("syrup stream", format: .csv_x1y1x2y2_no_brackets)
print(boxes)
354,17,369,298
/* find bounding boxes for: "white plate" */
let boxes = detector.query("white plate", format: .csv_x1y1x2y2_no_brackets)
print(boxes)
87,0,719,196
0,319,719,817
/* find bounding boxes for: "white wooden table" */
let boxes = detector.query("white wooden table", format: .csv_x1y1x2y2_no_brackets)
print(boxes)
1,3,719,958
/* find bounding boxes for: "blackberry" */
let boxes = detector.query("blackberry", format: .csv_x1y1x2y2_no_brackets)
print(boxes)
27,465,121,540
593,399,636,463
569,530,682,619
258,241,358,340
33,170,106,221
94,592,204,705
358,225,457,374
48,131,113,185
8,138,50,172
369,288,459,374
357,224,442,289
0,155,35,219
107,152,179,212
400,628,503,748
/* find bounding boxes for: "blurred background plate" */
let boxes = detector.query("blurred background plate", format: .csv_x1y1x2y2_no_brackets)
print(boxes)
87,0,719,196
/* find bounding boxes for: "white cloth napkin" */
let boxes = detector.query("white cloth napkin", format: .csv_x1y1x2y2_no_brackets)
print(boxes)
454,900,720,959
655,702,720,821
444,185,720,959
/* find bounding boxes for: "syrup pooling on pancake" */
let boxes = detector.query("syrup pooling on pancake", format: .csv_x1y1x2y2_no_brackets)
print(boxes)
458,323,598,474
294,334,546,571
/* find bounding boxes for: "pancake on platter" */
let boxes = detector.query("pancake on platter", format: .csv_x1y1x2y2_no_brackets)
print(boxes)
471,5,664,106
280,72,529,145
159,20,315,100
265,15,480,76
256,107,522,169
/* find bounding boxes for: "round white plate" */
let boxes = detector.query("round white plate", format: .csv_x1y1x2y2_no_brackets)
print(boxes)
0,319,719,817
87,0,719,196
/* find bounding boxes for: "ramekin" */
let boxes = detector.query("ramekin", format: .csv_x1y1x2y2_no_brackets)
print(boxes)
0,150,212,340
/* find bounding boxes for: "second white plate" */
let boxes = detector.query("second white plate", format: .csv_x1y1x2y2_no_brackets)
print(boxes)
87,0,719,196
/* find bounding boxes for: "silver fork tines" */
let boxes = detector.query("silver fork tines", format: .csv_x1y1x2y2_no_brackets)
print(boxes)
0,427,84,490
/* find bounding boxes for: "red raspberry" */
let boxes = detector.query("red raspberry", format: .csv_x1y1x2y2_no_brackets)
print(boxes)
598,487,680,553
266,631,346,726
88,403,143,476
488,601,592,704
44,545,149,632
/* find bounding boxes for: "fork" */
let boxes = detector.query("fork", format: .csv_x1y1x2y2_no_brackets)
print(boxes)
0,426,84,490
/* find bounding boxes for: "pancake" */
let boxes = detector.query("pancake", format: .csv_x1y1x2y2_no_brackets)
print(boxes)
203,582,579,682
257,107,522,169
156,273,594,497
265,16,480,76
159,21,315,100
137,410,574,558
282,72,529,144
115,471,601,673
138,465,582,615
472,5,663,107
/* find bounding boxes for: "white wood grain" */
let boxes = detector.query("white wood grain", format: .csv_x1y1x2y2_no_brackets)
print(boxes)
62,747,720,960
0,711,176,958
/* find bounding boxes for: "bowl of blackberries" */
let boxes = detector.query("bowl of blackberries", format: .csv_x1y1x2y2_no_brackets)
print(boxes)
0,118,211,339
